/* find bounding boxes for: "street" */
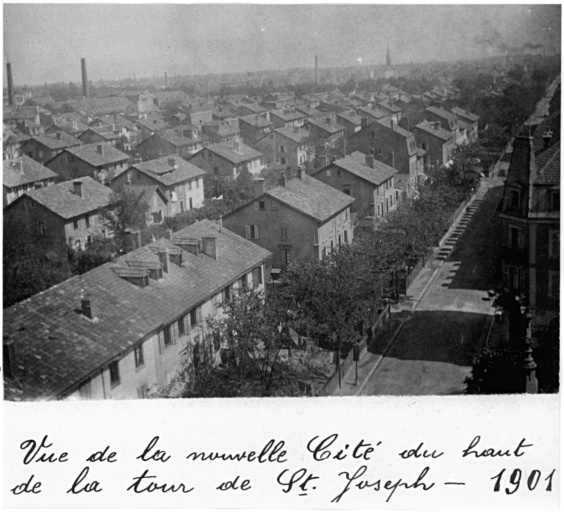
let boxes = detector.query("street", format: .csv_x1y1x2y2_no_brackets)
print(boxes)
360,178,505,395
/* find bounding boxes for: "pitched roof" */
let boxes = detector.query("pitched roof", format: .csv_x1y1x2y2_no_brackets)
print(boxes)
135,114,170,132
535,142,560,185
264,174,354,222
270,108,307,122
375,119,414,139
3,219,271,399
124,184,168,203
158,129,201,147
305,119,345,135
24,133,82,150
414,122,453,141
318,155,397,186
337,111,362,125
130,156,206,186
3,106,44,121
451,107,479,122
64,143,130,168
239,114,273,128
378,101,402,113
273,126,311,144
13,176,112,219
80,127,120,141
426,106,459,125
203,140,263,164
3,155,58,188
96,114,138,131
67,97,134,116
358,106,388,119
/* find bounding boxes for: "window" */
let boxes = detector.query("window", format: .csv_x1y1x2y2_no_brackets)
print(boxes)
164,324,173,346
190,307,199,328
343,188,351,196
87,235,92,245
85,215,91,228
509,226,522,250
338,234,342,245
30,200,35,209
325,169,331,177
254,201,259,210
280,226,289,241
331,240,334,252
180,200,185,213
280,157,286,165
510,190,520,210
283,249,292,265
189,198,193,210
344,230,348,243
549,230,560,258
178,315,186,336
38,222,46,235
259,200,265,210
137,385,148,399
213,166,219,175
280,145,286,153
223,285,231,302
548,271,560,299
314,231,319,245
109,361,120,387
245,225,260,240
253,266,263,286
378,149,383,156
550,191,560,212
134,345,144,368
241,274,248,288
73,219,79,230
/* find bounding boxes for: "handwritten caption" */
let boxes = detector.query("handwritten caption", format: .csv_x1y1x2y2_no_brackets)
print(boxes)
10,433,556,504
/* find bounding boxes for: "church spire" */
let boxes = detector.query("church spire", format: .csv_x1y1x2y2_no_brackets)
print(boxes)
386,41,392,67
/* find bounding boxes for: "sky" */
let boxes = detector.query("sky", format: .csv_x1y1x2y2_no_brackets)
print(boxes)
3,4,562,86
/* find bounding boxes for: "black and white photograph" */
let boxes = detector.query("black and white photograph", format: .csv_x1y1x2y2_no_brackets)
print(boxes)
2,3,561,509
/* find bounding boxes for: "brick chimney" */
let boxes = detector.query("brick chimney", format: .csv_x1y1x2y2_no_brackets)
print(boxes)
168,157,176,167
73,181,83,198
233,141,241,153
158,248,170,273
56,132,62,140
96,144,104,155
81,292,98,320
202,236,218,260
279,171,287,187
365,155,374,168
361,117,368,128
253,177,266,196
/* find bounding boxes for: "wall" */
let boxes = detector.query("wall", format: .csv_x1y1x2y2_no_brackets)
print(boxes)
316,208,353,259
3,178,55,208
46,152,128,184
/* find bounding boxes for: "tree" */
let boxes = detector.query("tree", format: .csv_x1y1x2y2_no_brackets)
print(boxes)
99,187,151,250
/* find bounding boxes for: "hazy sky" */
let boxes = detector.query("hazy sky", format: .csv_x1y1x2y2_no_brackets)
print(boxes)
3,4,561,86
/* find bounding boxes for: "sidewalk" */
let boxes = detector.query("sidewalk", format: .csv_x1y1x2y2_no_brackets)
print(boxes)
331,180,496,396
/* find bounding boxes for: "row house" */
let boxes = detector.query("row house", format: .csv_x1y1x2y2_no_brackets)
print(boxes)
3,155,57,207
450,107,479,143
45,142,130,184
223,170,354,271
20,133,82,165
377,101,402,124
312,153,398,223
91,114,144,151
3,219,272,400
412,106,465,146
3,106,46,131
135,130,202,162
411,122,454,170
211,107,236,122
78,127,121,147
5,177,113,251
65,97,135,117
134,113,171,141
356,105,390,125
46,113,90,137
262,92,294,109
303,118,345,148
233,103,270,121
498,136,560,327
189,140,265,178
252,126,312,169
111,156,206,219
269,108,308,129
201,119,240,144
336,111,363,137
299,94,322,109
347,118,421,197
295,105,326,124
238,114,273,144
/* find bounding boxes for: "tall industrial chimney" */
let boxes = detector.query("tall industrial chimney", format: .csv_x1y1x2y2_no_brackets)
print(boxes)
315,55,318,85
165,72,168,87
6,63,14,106
81,57,89,98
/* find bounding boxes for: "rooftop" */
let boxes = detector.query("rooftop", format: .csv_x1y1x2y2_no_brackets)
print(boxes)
239,114,273,128
202,140,263,164
3,155,58,188
535,142,560,185
63,143,130,168
24,133,82,150
426,106,460,126
451,107,479,122
130,156,206,186
3,219,272,399
66,97,134,117
414,122,453,141
12,176,112,219
305,118,345,135
273,126,311,144
318,154,397,186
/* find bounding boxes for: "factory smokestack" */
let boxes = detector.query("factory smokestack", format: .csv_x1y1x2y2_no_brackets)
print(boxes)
6,63,14,106
315,55,318,85
81,57,89,98
165,72,168,87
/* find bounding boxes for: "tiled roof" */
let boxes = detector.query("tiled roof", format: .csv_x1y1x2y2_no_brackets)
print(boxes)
319,155,397,186
67,97,134,117
135,115,170,132
305,119,345,135
375,119,414,139
159,129,201,147
204,141,263,164
274,126,311,144
235,103,268,114
80,127,120,141
130,156,206,186
378,101,402,113
337,111,362,125
296,105,324,118
24,133,82,150
239,114,272,128
535,142,560,184
3,106,44,121
264,174,354,222
3,220,271,399
414,122,452,141
124,184,168,203
202,121,240,137
358,106,388,119
64,143,130,168
451,107,479,122
3,155,58,188
15,176,112,219
270,109,306,122
96,114,138,131
426,106,459,125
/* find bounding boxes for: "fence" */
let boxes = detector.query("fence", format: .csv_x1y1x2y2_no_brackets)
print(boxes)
319,302,391,396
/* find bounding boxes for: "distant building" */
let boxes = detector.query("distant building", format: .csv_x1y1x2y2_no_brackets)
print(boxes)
411,122,454,170
189,140,265,178
20,133,82,165
45,142,130,184
238,114,273,145
65,97,134,117
3,219,272,400
111,156,206,218
5,176,113,250
3,155,58,207
252,126,312,169
336,111,363,137
450,107,479,143
201,119,241,144
135,130,203,162
222,170,354,270
269,108,308,129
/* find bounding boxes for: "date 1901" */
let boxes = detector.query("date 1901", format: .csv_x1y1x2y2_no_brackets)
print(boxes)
491,469,555,494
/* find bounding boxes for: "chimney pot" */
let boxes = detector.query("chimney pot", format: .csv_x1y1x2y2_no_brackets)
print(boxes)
73,181,83,198
253,177,266,196
365,155,374,168
168,157,176,167
81,293,97,320
279,172,287,187
56,132,62,140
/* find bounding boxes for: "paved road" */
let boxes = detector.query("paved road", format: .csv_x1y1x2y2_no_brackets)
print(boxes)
361,179,505,396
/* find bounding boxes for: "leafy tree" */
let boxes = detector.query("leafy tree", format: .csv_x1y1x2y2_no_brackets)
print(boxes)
69,236,119,274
